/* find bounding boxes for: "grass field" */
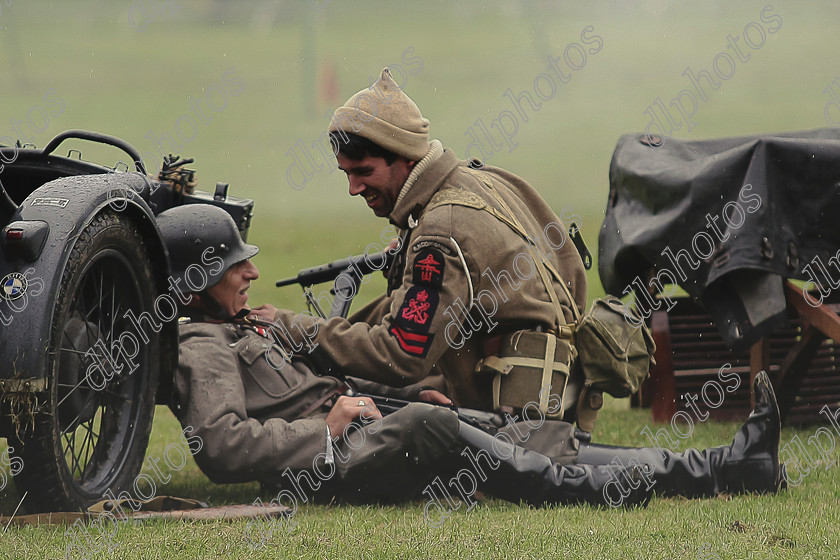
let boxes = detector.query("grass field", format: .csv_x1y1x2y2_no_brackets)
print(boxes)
3,403,839,559
2,0,840,558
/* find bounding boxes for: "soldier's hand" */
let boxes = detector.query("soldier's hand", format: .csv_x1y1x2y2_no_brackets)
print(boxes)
418,390,453,406
248,304,279,322
326,395,382,438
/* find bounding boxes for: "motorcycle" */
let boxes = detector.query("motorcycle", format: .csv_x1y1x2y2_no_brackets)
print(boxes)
0,130,253,512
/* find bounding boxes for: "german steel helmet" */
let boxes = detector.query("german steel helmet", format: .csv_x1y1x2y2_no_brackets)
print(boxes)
157,204,259,290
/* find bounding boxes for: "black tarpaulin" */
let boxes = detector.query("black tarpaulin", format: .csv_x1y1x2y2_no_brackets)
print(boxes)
599,128,840,351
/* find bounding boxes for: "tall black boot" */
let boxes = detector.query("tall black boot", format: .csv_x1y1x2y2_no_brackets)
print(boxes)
454,421,653,508
576,371,782,498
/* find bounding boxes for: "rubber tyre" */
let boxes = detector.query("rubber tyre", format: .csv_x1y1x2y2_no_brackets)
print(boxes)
12,210,160,513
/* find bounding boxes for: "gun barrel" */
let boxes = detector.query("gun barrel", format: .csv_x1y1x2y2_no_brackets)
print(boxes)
275,251,393,288
275,276,300,287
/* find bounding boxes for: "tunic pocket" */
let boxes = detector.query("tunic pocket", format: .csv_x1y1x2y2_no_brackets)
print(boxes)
235,338,303,398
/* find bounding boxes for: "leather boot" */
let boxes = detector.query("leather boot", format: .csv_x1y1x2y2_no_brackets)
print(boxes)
576,371,782,498
455,421,652,508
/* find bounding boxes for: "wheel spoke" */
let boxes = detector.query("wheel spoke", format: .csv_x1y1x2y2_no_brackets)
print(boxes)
61,410,84,435
63,431,79,478
54,373,90,411
57,346,89,358
62,326,82,354
80,421,96,474
76,426,90,477
89,412,103,465
58,326,111,479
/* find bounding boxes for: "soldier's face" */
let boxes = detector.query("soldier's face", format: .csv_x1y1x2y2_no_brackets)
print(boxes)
206,259,260,316
337,154,414,217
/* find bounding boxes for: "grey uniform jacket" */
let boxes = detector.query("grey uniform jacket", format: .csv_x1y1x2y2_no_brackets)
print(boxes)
173,319,449,487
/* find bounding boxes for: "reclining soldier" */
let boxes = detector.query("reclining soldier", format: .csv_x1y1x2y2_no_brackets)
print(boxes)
159,205,783,508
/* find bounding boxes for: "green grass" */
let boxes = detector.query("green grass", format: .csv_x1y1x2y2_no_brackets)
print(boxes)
2,403,839,559
2,0,840,557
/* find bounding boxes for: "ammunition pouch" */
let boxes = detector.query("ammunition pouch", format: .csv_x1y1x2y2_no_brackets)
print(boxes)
475,330,573,419
574,296,656,398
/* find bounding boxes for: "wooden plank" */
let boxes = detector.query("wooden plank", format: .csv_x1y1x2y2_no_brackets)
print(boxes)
645,293,840,424
775,326,825,424
649,310,677,423
785,281,840,341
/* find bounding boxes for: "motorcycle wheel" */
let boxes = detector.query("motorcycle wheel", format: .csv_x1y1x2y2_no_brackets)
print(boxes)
12,210,160,512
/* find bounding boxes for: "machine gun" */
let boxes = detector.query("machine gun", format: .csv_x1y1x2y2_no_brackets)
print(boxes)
276,250,396,319
355,393,506,433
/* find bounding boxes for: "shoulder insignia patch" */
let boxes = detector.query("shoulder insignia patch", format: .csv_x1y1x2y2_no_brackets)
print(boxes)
390,286,439,358
428,188,486,212
395,286,439,332
389,325,434,358
412,248,445,288
412,239,452,255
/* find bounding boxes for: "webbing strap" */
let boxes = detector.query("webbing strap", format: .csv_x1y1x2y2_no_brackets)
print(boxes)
484,204,579,323
480,355,570,375
492,372,503,412
540,333,557,411
576,383,600,433
468,169,579,326
481,342,570,414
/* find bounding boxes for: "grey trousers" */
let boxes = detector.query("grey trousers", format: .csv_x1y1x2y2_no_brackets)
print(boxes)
269,403,582,505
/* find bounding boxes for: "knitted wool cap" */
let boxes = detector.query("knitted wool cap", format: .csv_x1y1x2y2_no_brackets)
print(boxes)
329,68,431,161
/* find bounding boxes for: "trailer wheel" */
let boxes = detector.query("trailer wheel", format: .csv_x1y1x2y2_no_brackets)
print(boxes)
12,210,159,512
